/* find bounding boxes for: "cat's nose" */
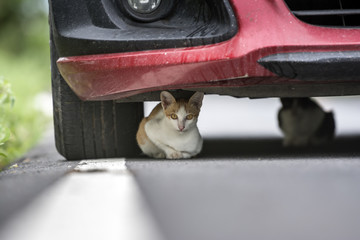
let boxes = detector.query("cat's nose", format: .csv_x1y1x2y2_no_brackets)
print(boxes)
178,126,185,131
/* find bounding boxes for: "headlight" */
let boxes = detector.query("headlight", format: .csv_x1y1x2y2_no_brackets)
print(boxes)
118,0,175,22
127,0,161,14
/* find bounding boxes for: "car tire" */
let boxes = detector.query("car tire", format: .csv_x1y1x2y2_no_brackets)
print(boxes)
50,32,144,160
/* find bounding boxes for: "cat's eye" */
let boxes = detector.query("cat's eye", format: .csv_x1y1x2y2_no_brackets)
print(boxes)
186,114,193,120
170,113,178,119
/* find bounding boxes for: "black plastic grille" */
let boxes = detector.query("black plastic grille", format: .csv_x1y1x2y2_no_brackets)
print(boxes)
284,0,360,27
50,0,238,57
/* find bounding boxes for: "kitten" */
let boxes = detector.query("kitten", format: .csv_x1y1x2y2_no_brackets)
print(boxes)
136,91,204,159
278,98,335,147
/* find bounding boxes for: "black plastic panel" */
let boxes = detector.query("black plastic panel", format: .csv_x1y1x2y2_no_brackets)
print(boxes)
284,0,360,27
49,0,238,57
258,51,360,81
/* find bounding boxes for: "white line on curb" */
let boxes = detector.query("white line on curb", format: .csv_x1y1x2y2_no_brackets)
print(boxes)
0,159,164,240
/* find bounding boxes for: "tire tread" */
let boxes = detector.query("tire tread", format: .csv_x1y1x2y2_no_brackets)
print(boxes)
50,29,143,160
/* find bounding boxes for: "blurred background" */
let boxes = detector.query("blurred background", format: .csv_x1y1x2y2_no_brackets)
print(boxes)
0,0,51,168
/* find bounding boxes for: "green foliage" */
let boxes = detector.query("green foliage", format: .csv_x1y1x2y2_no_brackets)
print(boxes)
0,0,48,54
0,77,15,166
0,0,23,24
0,77,14,107
0,52,51,169
0,78,14,142
0,65,50,169
0,0,51,169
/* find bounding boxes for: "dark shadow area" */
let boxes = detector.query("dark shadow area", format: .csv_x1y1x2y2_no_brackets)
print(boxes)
129,135,360,161
199,135,360,159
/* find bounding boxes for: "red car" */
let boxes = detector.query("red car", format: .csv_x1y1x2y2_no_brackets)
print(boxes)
49,0,360,159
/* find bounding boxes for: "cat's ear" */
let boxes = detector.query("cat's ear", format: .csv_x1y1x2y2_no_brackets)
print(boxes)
160,91,176,110
189,92,204,110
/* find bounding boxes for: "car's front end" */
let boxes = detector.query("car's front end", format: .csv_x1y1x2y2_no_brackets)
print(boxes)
49,0,360,159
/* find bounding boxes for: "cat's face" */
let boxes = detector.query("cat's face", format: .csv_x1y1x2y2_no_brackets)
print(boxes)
164,101,198,132
160,91,204,132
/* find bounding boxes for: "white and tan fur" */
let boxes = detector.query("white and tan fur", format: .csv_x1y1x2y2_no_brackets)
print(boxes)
136,91,204,159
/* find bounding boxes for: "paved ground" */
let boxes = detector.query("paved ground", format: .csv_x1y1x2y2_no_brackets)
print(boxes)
0,132,78,226
128,156,360,240
1,95,360,240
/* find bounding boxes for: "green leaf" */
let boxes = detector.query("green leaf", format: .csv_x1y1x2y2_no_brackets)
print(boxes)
0,125,11,145
0,77,15,106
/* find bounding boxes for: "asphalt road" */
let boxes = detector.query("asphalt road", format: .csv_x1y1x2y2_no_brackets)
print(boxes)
1,95,360,240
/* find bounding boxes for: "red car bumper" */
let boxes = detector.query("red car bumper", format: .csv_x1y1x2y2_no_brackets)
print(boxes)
57,0,360,101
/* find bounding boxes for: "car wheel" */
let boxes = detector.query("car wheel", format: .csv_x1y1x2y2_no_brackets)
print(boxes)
50,32,144,160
